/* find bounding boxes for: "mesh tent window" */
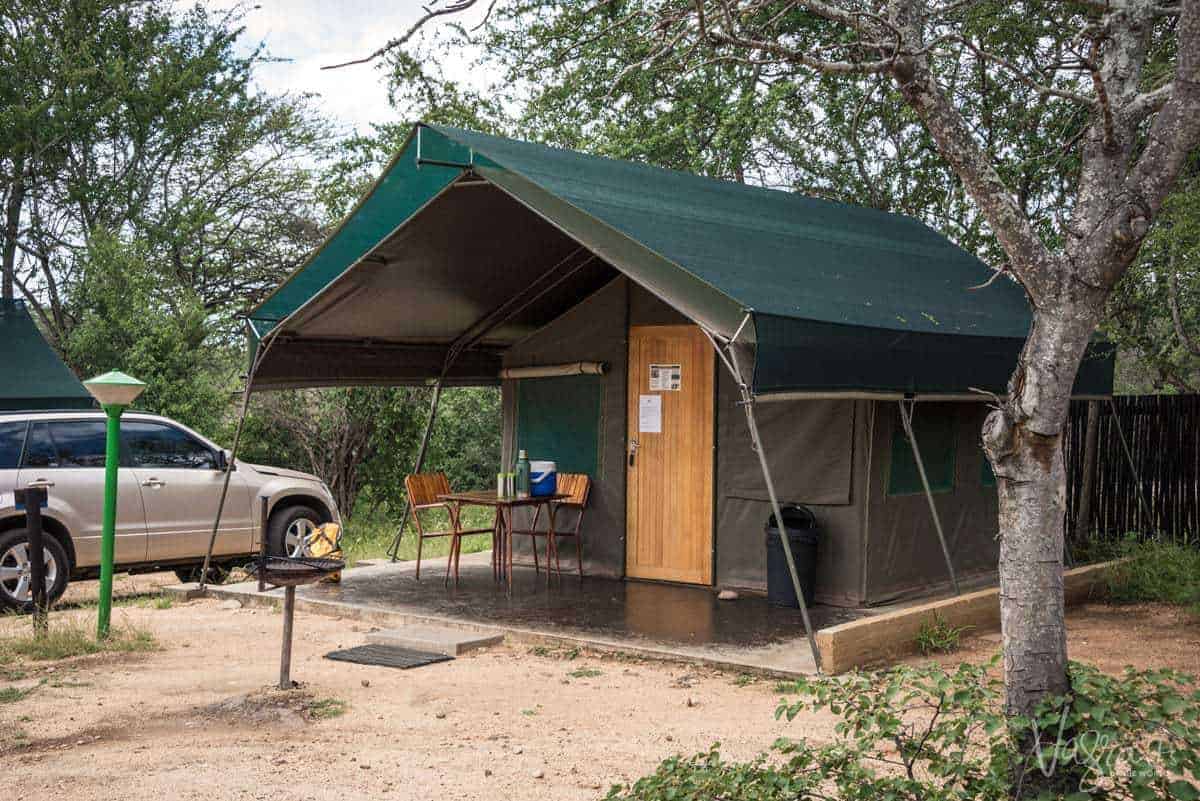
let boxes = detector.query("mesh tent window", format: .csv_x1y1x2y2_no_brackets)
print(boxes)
888,408,957,496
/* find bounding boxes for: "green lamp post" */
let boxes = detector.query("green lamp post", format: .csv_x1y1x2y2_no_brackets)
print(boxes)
82,370,146,639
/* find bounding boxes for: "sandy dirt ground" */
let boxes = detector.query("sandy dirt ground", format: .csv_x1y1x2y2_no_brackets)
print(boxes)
3,575,1197,801
903,601,1200,674
2,575,836,801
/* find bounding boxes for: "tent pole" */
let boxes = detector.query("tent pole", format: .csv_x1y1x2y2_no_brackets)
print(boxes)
701,324,823,674
199,330,275,591
388,379,444,562
897,400,960,596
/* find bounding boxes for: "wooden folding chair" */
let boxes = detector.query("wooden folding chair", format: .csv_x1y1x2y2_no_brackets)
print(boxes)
404,472,494,583
519,473,591,580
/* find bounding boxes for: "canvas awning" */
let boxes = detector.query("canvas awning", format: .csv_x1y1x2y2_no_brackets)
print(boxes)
0,300,93,411
247,123,1114,397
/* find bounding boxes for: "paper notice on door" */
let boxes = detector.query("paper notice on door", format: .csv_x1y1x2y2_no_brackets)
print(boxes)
649,363,682,391
638,394,662,433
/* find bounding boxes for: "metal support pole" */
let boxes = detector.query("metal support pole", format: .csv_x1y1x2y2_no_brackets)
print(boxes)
258,496,270,592
15,486,48,635
897,400,960,596
199,333,274,590
279,585,296,690
97,403,124,638
702,322,823,674
388,379,444,562
1108,398,1152,532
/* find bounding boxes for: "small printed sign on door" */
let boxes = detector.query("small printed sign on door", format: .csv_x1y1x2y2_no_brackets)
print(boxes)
649,363,682,391
638,394,662,433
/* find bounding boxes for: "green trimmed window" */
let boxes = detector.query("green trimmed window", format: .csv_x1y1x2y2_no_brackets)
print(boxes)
887,410,956,496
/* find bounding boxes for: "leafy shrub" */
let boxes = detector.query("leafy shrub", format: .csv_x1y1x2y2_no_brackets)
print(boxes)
914,613,972,655
605,658,1200,801
1104,538,1200,614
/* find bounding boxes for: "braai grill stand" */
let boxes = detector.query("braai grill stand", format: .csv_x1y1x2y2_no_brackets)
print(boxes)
252,554,344,690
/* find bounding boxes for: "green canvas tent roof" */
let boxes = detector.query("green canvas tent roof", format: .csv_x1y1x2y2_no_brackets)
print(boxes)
0,300,93,411
248,123,1113,396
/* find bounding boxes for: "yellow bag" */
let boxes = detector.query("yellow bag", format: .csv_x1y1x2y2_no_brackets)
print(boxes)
304,522,343,583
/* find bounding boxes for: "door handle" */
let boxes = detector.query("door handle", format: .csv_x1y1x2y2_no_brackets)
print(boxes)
142,478,166,488
26,479,55,488
628,438,639,467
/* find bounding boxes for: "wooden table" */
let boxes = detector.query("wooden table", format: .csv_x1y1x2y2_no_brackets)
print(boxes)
439,491,570,595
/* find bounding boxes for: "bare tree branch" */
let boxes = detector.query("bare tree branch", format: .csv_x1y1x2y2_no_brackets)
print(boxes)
321,0,483,70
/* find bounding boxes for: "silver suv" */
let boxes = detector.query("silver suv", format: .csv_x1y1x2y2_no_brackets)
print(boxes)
0,410,340,610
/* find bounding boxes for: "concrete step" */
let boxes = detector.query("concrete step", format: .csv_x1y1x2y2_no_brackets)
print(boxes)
366,625,503,656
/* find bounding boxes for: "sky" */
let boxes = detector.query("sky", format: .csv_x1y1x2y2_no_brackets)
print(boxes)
209,1,482,136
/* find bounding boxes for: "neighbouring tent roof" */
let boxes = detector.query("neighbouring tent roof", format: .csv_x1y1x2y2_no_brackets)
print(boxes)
0,300,93,411
248,123,1113,396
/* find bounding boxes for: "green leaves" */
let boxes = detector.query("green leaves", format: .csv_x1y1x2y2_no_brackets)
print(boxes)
613,659,1200,801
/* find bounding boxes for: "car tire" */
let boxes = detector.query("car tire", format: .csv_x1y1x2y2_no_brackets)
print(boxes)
0,528,71,613
267,505,323,559
173,564,229,584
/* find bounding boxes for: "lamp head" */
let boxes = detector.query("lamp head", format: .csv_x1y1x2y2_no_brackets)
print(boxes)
83,370,147,408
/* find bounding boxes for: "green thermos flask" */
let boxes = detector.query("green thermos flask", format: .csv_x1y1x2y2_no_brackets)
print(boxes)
515,449,531,498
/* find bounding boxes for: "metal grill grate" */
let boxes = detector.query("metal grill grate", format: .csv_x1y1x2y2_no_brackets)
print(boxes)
324,644,454,669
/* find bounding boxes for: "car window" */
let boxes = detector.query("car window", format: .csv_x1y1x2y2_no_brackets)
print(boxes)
21,423,58,468
0,421,26,469
21,420,108,468
122,421,216,470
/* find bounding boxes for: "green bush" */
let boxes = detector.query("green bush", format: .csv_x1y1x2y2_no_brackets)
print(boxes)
605,659,1200,801
914,612,972,655
1104,538,1200,613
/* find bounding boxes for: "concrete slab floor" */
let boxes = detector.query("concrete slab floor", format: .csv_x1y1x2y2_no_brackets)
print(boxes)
367,625,504,656
204,552,869,676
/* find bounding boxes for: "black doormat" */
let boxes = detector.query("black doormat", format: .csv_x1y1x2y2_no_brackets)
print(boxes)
324,644,454,670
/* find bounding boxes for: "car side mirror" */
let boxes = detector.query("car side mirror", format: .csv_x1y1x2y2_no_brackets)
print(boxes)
215,449,232,471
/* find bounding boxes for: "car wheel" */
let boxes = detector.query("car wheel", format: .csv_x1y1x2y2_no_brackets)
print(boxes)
173,564,228,584
267,505,322,558
0,528,71,612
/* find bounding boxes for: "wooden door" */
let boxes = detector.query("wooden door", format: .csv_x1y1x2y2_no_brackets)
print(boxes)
625,324,714,584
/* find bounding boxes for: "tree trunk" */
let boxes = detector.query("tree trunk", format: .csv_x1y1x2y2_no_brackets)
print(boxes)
982,298,1103,719
2,164,26,302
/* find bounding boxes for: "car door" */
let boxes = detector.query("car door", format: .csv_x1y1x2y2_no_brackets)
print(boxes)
0,420,26,510
17,419,148,567
123,420,253,561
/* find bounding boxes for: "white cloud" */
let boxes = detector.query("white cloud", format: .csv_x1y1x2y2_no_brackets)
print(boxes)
206,0,483,135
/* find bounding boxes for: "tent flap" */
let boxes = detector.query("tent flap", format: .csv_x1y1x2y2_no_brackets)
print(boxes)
750,312,1116,397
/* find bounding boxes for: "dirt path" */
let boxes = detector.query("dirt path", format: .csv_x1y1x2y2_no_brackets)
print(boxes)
2,594,834,801
3,580,1196,801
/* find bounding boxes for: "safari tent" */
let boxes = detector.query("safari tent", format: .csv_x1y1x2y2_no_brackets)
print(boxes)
229,123,1114,667
0,300,92,411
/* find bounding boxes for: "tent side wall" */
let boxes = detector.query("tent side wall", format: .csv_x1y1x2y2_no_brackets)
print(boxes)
501,277,632,579
714,387,869,606
499,277,872,603
500,278,715,579
861,401,1000,604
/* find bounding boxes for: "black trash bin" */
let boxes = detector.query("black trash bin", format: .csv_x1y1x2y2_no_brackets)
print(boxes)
765,505,819,608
